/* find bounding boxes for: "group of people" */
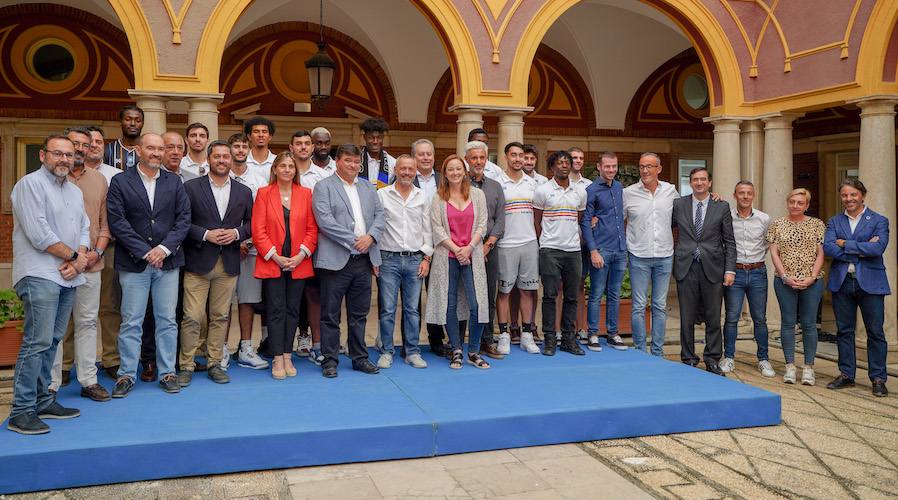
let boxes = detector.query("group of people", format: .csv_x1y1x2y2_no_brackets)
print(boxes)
7,105,890,436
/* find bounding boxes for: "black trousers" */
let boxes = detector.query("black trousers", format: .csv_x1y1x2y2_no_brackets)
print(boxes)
262,273,305,356
539,248,581,334
677,260,723,365
320,256,372,367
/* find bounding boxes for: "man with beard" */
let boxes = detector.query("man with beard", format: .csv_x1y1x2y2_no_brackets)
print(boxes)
107,133,191,397
49,127,112,402
359,117,395,189
181,123,209,177
466,128,503,180
244,116,276,180
104,105,143,171
162,132,199,182
311,127,336,176
522,144,547,185
8,135,89,434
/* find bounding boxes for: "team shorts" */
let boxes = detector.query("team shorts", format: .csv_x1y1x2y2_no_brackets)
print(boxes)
497,240,540,293
235,255,262,304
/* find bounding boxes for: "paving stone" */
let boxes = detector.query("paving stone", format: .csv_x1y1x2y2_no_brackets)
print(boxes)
284,464,368,485
663,482,724,500
793,428,890,469
506,444,585,462
289,476,382,500
752,458,852,499
852,484,898,500
731,432,828,475
816,452,898,492
637,469,690,488
447,463,550,498
846,424,898,453
437,450,519,470
523,455,652,499
365,458,468,497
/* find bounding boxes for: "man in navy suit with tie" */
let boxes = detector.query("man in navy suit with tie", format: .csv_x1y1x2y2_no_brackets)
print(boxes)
177,141,253,387
107,133,191,397
824,178,890,397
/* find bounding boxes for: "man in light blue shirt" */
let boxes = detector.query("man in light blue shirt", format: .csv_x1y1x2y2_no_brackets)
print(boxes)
9,134,91,435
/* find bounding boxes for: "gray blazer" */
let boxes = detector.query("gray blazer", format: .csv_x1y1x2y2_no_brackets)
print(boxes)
312,174,385,270
672,195,736,283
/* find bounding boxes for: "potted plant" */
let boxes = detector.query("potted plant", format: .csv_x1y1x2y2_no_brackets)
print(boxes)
0,289,25,367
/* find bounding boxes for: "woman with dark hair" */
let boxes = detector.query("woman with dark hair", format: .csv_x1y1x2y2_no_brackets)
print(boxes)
425,155,490,369
253,152,318,379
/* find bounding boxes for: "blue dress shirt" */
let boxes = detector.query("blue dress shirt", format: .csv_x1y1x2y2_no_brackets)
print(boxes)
581,178,627,253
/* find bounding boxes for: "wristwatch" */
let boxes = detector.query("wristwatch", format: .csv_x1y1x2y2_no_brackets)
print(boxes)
95,248,104,258
69,250,79,261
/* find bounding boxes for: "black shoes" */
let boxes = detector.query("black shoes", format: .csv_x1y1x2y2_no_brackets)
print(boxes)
542,332,557,356
177,370,193,388
207,365,230,384
352,359,380,375
37,401,80,420
826,374,856,390
7,412,50,435
159,374,180,393
112,376,135,398
705,363,726,377
873,379,889,397
322,364,338,378
559,333,585,356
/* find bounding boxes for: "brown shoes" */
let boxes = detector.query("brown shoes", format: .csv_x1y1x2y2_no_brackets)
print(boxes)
80,384,112,402
103,365,120,379
480,343,506,360
140,361,157,382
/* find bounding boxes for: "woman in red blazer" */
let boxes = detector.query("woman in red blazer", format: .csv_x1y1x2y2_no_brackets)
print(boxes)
253,152,318,379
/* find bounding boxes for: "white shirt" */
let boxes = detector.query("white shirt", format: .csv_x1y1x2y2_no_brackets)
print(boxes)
416,170,438,203
203,176,241,243
180,155,208,177
378,184,434,255
230,166,266,200
137,166,170,256
246,150,275,181
365,151,395,186
314,157,336,176
497,172,538,248
527,171,549,185
570,174,592,191
298,164,329,191
484,160,503,181
623,180,678,258
340,175,368,240
846,207,867,273
731,207,770,265
533,178,587,251
92,162,121,186
692,195,709,230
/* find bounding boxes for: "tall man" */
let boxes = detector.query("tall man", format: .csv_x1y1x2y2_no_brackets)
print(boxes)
107,133,191,397
824,178,890,397
467,128,503,180
671,167,735,375
178,141,253,387
623,153,678,355
581,152,628,352
162,132,199,182
313,144,385,378
8,135,88,435
376,155,433,369
721,181,773,376
180,123,209,177
311,126,337,175
104,104,143,171
465,141,506,358
50,128,112,402
244,116,276,180
534,151,587,356
359,117,395,188
228,133,270,370
412,138,438,202
495,142,540,354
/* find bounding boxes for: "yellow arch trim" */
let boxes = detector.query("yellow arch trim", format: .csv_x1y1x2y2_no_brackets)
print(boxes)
194,0,254,92
412,0,482,103
106,0,157,89
857,0,898,89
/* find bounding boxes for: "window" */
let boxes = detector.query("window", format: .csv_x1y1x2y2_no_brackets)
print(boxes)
678,158,707,195
682,74,709,111
16,137,46,179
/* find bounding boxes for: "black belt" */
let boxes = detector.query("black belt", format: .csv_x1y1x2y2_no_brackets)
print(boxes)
382,250,423,257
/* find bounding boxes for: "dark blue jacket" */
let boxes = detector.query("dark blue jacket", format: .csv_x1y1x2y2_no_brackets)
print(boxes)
107,167,191,272
824,209,891,295
183,176,253,276
581,178,626,253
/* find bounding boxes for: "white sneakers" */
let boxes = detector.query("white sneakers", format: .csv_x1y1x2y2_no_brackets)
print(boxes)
719,357,735,373
801,366,815,386
295,334,312,357
237,341,269,370
783,363,797,384
758,360,775,377
405,353,427,369
497,332,511,355
520,331,540,354
377,353,393,369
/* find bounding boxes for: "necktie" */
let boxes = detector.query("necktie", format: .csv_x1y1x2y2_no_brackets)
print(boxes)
693,201,703,260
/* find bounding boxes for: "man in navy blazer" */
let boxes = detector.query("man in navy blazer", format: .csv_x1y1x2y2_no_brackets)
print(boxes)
177,141,253,386
313,144,385,378
106,133,191,397
823,178,890,397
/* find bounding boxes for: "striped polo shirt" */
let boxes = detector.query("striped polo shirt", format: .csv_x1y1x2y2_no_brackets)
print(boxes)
533,178,587,251
497,172,538,248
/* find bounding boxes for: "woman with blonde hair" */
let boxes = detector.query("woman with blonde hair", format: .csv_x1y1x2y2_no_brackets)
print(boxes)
767,188,825,385
425,155,490,369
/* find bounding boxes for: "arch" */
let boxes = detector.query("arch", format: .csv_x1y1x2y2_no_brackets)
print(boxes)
857,0,898,87
410,0,480,103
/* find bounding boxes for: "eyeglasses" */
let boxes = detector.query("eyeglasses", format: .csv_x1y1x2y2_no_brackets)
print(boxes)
45,150,74,160
70,141,90,149
638,164,658,171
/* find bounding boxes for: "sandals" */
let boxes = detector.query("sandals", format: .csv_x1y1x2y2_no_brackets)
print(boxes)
449,350,463,370
467,353,490,370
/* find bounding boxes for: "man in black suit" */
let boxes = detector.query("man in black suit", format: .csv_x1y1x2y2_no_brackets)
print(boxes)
672,167,736,375
177,141,253,387
106,133,191,396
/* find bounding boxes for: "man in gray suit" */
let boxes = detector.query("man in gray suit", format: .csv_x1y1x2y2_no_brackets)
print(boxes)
313,144,385,378
672,166,736,375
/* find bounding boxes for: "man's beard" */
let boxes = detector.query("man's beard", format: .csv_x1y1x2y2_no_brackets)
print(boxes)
313,150,330,162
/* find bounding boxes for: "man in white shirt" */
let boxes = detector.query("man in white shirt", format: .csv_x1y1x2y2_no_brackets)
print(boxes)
522,144,548,185
244,116,277,180
180,123,209,177
412,138,439,203
311,126,336,176
375,155,433,370
495,142,540,354
467,128,503,180
567,147,592,341
359,117,395,188
534,150,587,356
291,130,329,191
622,152,678,356
722,180,773,376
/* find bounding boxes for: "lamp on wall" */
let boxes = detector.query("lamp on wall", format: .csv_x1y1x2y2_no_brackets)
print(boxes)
305,0,335,109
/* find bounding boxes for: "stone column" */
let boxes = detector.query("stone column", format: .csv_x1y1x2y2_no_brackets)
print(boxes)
129,92,168,135
854,97,898,350
705,117,742,202
497,110,525,169
451,106,484,158
187,97,223,140
740,120,765,199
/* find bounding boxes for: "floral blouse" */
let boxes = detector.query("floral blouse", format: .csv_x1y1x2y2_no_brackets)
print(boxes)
766,216,825,279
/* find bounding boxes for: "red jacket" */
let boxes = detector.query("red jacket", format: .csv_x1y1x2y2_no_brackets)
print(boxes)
252,183,318,279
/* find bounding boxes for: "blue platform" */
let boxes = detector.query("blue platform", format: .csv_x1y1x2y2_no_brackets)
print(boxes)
0,343,780,494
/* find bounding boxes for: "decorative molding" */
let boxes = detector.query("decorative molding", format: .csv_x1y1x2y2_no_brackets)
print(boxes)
161,0,193,44
471,0,522,63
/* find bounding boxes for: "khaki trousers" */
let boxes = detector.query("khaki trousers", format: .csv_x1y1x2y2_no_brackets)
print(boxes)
97,245,122,368
179,257,237,371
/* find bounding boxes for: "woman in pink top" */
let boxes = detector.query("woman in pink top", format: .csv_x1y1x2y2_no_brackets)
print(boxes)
425,156,490,369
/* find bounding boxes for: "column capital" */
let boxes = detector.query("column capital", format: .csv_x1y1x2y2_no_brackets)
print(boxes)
703,116,742,133
850,96,898,117
449,103,533,114
760,112,804,129
129,89,225,101
703,115,743,126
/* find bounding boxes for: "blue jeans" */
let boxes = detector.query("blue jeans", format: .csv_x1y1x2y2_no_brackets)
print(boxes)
378,252,424,356
446,258,483,353
11,277,76,418
723,267,769,360
773,277,823,365
629,254,672,356
586,250,627,336
832,276,888,382
118,267,180,379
